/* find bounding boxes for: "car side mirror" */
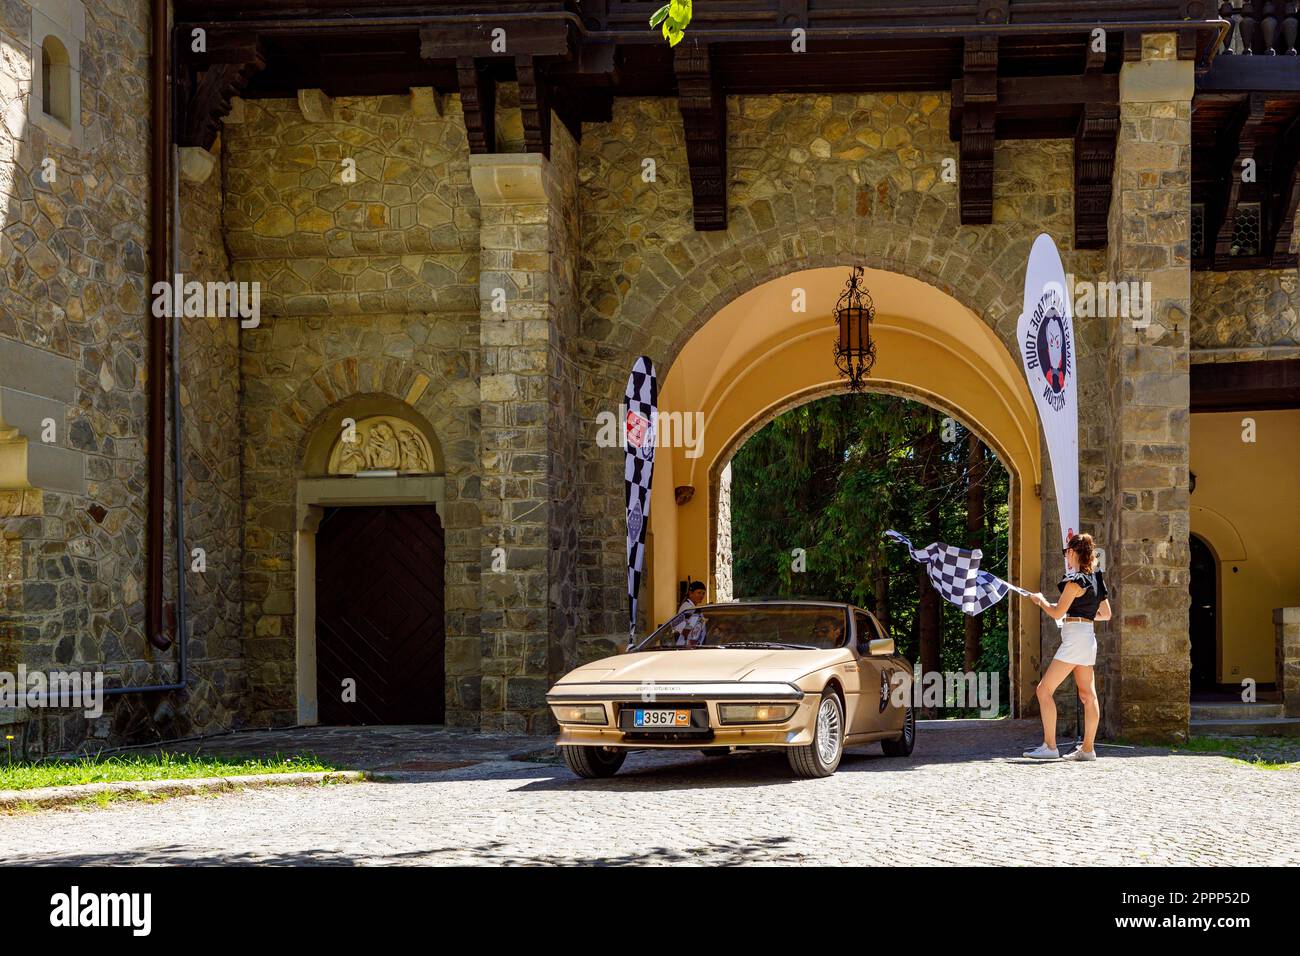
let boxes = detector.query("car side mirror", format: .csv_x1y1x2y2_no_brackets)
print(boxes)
868,637,895,656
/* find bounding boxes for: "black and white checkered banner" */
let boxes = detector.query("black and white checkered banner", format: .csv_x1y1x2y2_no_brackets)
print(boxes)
884,530,1029,616
624,356,658,643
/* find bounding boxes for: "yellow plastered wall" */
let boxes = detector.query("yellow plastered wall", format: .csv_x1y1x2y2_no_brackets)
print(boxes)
1190,409,1300,684
651,267,1043,707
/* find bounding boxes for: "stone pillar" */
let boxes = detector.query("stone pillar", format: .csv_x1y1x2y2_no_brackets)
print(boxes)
1276,608,1300,718
470,128,580,733
1103,34,1194,741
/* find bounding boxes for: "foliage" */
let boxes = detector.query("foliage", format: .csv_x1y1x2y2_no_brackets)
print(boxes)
0,752,336,791
730,393,1012,710
649,0,693,46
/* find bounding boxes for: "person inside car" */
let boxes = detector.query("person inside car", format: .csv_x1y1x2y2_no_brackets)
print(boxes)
673,581,708,646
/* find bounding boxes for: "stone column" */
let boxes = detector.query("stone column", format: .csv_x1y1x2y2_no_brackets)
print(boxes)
1103,34,1194,741
469,128,580,733
1276,608,1300,718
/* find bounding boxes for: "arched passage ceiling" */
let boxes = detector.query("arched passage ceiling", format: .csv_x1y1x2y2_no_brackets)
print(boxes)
659,266,1041,493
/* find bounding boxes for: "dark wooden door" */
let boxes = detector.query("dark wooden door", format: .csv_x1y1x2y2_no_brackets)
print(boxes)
1189,534,1218,693
316,505,445,725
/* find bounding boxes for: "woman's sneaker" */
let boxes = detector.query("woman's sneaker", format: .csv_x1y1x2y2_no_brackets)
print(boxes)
1021,744,1060,759
1063,747,1097,762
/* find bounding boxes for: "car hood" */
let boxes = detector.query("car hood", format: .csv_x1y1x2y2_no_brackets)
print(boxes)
554,647,845,685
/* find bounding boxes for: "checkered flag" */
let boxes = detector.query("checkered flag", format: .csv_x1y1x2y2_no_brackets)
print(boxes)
624,357,658,645
884,529,1026,616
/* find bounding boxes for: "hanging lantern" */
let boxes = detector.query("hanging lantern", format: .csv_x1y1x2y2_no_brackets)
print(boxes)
833,265,877,391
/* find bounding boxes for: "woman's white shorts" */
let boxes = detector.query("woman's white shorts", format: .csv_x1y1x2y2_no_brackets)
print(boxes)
1054,620,1097,666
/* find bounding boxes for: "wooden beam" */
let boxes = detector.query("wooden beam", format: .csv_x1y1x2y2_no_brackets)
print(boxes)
1075,102,1120,249
457,57,496,154
674,41,727,232
1191,359,1300,412
516,55,551,156
958,36,998,226
419,21,574,60
1213,93,1268,267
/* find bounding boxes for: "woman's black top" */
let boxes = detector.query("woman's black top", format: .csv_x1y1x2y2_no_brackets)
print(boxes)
1057,570,1108,620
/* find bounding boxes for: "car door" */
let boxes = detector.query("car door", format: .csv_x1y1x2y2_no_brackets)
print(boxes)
850,610,889,734
866,611,909,733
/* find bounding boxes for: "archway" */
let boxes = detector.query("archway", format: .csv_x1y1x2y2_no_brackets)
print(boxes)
650,266,1042,715
293,396,448,725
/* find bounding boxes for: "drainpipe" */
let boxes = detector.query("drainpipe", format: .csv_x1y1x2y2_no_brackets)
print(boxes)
107,0,188,697
146,0,169,653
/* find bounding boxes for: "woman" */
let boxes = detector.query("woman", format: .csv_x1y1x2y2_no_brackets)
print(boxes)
1022,532,1111,761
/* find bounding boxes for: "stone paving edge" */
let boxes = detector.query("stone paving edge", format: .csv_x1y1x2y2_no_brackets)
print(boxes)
0,770,367,811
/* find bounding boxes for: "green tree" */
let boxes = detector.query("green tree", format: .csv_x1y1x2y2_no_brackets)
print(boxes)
729,393,1012,716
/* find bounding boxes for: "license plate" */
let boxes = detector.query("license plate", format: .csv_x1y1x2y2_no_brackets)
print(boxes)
634,708,690,728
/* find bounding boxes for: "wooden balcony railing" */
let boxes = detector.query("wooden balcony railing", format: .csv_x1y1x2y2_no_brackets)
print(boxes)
1214,1,1300,55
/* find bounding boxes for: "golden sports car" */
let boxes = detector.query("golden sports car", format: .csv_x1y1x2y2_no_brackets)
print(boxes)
546,601,916,779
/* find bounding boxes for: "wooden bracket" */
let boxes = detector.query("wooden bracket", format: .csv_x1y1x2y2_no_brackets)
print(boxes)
1213,93,1268,266
175,34,265,149
957,36,998,226
516,55,551,156
1074,102,1120,249
457,57,496,154
1269,113,1300,267
674,41,728,231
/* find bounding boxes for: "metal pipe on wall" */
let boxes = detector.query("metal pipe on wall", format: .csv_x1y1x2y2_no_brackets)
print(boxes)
146,0,169,652
109,0,189,697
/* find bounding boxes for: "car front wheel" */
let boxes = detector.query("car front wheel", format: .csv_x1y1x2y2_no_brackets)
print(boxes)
560,745,627,779
881,701,916,757
787,689,844,778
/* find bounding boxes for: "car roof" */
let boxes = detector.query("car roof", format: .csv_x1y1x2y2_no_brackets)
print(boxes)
696,600,855,611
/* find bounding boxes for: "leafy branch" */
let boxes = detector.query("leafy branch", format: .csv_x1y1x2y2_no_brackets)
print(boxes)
649,0,693,47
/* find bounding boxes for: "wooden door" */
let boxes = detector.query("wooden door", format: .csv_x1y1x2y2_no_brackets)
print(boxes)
315,505,445,724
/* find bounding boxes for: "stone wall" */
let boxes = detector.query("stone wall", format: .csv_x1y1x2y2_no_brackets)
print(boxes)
0,0,238,753
171,136,246,738
223,95,478,319
1192,269,1300,358
471,120,582,732
572,92,1111,689
1103,34,1194,741
224,93,483,727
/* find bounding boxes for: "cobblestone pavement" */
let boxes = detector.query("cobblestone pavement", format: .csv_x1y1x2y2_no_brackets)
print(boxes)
1,720,1296,866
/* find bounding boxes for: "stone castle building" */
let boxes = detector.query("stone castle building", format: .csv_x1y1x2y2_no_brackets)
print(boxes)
1,1,1297,753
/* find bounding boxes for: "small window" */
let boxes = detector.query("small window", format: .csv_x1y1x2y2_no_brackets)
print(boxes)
854,610,881,648
40,35,72,127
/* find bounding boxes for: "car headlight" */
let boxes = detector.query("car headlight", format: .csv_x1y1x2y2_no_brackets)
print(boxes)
551,704,608,725
717,703,799,725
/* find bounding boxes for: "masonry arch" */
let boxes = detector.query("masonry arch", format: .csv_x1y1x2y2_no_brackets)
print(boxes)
650,265,1042,714
293,393,448,726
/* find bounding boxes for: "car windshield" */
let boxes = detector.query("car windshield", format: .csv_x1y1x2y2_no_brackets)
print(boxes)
635,604,849,651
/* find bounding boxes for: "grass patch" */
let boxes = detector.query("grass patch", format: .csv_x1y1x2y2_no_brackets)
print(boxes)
1173,736,1300,769
0,752,337,792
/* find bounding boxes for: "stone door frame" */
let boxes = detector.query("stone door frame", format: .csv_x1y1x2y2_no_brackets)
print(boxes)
294,475,446,725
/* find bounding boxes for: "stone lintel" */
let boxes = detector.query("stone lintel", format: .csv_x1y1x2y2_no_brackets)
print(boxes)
469,153,552,206
295,475,446,531
1119,58,1193,104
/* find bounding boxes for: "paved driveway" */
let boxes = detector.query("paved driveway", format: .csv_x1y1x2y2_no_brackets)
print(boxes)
1,721,1295,866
